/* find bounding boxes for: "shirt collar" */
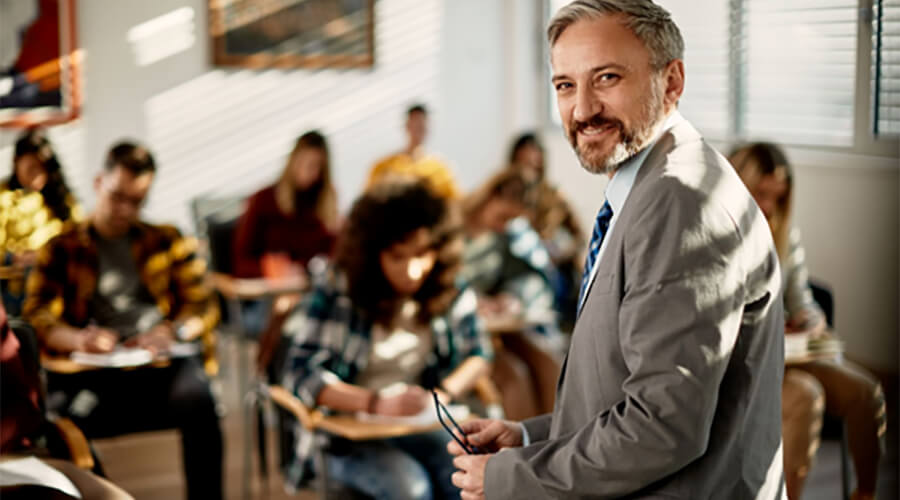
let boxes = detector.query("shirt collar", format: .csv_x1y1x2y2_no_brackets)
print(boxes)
605,110,684,214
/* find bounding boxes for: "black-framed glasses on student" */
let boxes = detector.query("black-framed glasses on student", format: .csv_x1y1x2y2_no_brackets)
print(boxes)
432,390,482,455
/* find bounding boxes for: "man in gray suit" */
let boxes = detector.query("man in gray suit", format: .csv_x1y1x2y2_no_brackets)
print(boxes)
448,1,785,498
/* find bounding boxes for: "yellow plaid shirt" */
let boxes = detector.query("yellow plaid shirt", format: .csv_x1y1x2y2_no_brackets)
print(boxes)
23,221,220,374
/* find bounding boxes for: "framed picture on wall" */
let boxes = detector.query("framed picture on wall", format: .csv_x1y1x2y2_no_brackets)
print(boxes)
0,0,82,128
208,0,375,69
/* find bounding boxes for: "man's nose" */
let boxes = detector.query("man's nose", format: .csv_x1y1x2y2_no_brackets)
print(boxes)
573,87,602,124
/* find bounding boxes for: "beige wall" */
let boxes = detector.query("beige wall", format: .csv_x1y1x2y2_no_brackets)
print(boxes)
544,133,899,373
790,160,899,373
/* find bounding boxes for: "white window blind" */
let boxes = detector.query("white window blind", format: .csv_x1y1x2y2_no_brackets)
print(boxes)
742,0,858,145
657,0,731,138
874,0,900,135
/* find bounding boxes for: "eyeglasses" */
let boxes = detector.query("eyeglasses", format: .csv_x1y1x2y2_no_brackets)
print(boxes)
432,390,482,455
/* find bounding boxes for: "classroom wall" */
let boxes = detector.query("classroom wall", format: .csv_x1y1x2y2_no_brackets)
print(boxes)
1,0,512,228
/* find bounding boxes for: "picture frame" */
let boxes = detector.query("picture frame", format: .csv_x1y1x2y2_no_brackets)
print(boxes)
0,0,82,128
208,0,375,69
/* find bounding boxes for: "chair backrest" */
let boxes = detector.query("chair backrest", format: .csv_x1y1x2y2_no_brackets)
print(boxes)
808,279,834,328
190,196,246,275
190,196,247,329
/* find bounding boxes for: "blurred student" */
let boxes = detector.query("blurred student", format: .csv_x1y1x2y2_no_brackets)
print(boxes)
23,141,223,500
508,132,584,330
730,142,885,500
367,104,460,199
461,168,563,351
280,177,491,499
1,303,133,500
1,129,82,316
232,130,338,280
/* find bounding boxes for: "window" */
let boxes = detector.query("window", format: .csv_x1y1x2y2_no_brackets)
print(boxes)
545,0,898,148
873,0,900,135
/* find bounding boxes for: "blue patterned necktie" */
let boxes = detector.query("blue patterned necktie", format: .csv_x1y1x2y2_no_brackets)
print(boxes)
577,201,614,316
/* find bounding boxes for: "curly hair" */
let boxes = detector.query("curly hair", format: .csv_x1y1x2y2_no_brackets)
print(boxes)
10,129,75,222
335,176,463,326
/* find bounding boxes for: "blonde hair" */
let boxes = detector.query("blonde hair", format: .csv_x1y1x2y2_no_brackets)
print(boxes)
274,131,338,230
728,143,793,259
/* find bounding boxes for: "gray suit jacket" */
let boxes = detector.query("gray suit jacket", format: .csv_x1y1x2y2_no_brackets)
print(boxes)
485,120,785,499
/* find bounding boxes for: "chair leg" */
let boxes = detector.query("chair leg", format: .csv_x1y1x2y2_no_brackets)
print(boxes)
840,422,852,500
314,435,330,499
256,398,269,498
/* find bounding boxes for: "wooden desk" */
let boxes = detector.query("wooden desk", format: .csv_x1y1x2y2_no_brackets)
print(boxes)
267,386,444,441
40,353,171,375
210,273,307,301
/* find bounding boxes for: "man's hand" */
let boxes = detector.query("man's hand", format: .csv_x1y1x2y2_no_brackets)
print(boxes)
372,385,429,416
126,322,175,356
79,326,119,353
446,419,523,456
452,453,493,500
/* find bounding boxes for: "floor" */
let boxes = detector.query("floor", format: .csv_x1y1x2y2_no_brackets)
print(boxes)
91,340,899,500
92,339,315,500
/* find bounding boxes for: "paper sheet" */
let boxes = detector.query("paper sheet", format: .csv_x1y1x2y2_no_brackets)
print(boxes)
70,347,153,368
0,456,81,498
69,342,202,367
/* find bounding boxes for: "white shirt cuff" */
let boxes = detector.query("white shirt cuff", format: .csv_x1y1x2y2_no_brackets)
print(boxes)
520,422,531,446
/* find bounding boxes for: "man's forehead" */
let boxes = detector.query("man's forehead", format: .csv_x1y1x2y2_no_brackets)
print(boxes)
104,167,154,192
550,16,647,73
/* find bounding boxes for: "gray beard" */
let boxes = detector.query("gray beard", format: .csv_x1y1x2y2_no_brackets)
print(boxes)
574,79,666,176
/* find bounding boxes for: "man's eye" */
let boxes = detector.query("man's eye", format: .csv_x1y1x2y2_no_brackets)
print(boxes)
598,73,620,83
555,82,573,91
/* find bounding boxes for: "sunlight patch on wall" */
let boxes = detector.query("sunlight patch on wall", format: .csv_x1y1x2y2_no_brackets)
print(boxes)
128,7,196,67
142,0,443,232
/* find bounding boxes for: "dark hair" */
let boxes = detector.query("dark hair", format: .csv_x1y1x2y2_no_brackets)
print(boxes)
335,177,462,326
10,129,75,222
728,142,791,179
508,132,542,164
407,104,427,117
462,168,534,229
104,141,156,174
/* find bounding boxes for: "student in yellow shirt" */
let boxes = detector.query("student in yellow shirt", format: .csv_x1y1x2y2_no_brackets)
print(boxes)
367,104,461,200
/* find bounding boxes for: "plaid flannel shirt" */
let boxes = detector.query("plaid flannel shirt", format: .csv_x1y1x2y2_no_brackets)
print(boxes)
462,216,562,341
23,221,220,374
279,268,492,486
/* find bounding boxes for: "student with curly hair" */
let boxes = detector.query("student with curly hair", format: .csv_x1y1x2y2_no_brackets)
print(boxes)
280,176,492,499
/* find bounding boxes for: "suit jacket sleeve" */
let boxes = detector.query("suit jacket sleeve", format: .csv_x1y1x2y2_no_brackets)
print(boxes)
485,179,750,498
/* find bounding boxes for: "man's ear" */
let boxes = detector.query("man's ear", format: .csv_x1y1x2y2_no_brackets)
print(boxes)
663,59,685,108
94,172,105,193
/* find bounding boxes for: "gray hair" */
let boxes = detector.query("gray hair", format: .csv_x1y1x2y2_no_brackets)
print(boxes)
547,0,684,70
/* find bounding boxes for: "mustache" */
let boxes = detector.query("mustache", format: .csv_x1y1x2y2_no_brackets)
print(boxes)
570,114,625,138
